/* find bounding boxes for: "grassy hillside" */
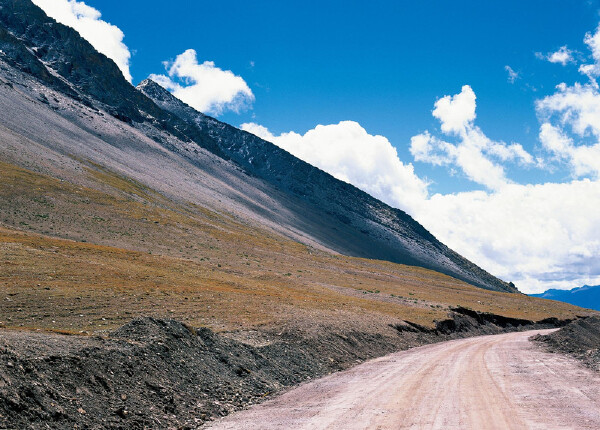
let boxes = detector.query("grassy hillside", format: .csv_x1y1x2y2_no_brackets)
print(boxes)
0,161,587,336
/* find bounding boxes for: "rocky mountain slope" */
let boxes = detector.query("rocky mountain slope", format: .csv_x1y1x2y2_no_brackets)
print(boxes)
138,79,514,292
0,0,514,293
531,285,600,311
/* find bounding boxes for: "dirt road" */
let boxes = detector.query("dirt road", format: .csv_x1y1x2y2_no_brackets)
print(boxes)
206,330,600,429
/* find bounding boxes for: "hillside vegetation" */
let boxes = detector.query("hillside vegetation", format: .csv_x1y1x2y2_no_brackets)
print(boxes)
0,161,584,336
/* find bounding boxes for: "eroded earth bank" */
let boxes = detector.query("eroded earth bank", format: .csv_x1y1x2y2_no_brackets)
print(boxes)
0,310,578,429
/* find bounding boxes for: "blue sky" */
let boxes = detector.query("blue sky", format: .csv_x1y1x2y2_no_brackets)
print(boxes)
32,0,600,294
80,0,598,191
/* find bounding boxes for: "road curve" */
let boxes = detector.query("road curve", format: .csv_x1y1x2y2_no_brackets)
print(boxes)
206,330,600,430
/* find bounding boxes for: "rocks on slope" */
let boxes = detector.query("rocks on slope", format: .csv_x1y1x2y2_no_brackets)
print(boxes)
138,78,517,293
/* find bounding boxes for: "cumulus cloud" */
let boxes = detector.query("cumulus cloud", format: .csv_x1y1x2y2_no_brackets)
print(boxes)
432,85,477,134
537,83,600,139
238,23,600,294
535,24,600,178
539,120,600,177
543,46,575,66
149,49,254,116
410,85,534,190
504,65,520,83
411,22,600,292
414,180,600,294
31,0,132,82
241,121,429,212
579,24,600,84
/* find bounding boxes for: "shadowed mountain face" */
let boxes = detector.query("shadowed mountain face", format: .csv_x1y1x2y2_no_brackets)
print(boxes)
531,286,600,311
0,0,516,293
137,79,516,292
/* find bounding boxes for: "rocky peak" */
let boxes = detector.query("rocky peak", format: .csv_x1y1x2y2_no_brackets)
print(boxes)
137,79,167,99
0,0,139,117
136,78,208,123
135,79,225,155
137,79,172,102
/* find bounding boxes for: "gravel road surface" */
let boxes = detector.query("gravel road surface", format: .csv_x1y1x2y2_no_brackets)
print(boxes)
206,329,600,429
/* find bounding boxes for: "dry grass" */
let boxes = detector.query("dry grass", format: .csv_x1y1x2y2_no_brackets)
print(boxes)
0,161,591,335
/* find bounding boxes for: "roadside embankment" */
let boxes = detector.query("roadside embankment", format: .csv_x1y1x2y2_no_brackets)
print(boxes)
0,311,573,429
533,315,600,372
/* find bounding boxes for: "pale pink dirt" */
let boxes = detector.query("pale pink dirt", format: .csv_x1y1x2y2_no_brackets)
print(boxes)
206,329,600,429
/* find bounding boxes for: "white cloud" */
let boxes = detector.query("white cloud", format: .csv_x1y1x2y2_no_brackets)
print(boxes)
150,49,254,116
241,121,429,213
413,23,600,293
432,85,477,134
415,180,600,294
238,23,600,295
535,23,600,179
504,65,520,83
579,23,600,83
539,122,573,158
585,24,600,62
539,121,600,177
409,131,452,166
31,0,132,82
410,85,533,190
546,46,575,66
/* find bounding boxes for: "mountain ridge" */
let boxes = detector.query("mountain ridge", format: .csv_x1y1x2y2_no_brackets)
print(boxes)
531,285,600,311
137,78,516,292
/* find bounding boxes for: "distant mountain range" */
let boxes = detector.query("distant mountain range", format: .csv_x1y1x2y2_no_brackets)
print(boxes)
531,285,600,311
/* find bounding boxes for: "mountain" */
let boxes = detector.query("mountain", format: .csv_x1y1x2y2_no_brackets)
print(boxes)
137,78,516,292
531,285,600,311
0,0,516,293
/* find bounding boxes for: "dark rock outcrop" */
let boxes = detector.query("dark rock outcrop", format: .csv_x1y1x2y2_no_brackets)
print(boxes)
391,307,568,336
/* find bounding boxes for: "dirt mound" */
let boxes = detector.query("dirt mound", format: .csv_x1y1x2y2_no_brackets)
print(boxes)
533,316,600,371
109,317,200,342
391,307,565,336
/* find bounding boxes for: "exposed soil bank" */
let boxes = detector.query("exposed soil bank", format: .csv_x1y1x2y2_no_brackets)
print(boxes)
0,312,571,429
533,315,600,372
